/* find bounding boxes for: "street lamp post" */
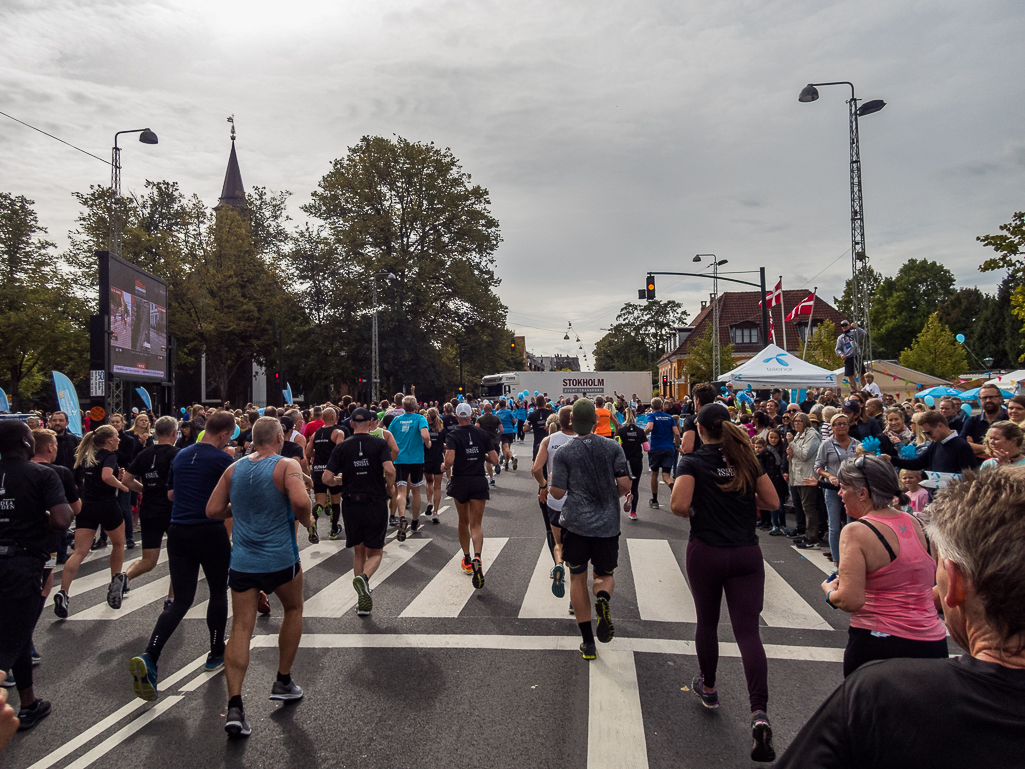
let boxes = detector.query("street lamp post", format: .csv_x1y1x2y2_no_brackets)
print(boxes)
109,128,158,259
371,271,396,405
799,82,885,371
694,254,729,380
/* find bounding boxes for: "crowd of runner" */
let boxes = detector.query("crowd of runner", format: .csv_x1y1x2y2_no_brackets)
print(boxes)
1,380,1023,765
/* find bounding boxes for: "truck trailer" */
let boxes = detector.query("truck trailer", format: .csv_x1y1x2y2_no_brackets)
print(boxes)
479,371,653,402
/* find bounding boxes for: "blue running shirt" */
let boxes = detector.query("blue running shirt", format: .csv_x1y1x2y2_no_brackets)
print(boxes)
391,413,429,465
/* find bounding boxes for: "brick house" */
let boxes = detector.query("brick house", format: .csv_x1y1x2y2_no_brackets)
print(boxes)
657,290,847,398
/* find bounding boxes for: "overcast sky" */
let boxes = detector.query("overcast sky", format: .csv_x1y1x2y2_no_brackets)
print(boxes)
2,0,1023,363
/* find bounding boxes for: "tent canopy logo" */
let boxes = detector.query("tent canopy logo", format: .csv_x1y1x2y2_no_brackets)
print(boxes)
763,353,790,367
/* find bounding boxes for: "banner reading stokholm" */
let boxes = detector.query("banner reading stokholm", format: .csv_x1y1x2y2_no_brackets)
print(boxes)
52,371,83,437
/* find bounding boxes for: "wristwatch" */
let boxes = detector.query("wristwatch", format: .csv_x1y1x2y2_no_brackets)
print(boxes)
826,591,838,609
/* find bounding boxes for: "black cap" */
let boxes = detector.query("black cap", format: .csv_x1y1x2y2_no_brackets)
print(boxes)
696,403,731,429
351,407,373,423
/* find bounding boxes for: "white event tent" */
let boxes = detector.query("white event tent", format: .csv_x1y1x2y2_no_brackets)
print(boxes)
721,344,838,389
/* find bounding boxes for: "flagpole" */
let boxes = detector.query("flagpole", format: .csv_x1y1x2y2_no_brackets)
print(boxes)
802,287,819,360
778,277,788,351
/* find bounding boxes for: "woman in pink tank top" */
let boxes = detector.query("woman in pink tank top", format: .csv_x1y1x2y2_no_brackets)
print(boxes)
819,455,948,677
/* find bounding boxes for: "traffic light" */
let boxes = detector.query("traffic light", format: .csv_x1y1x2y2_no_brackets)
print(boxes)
274,371,281,383
662,374,668,392
510,340,516,350
458,385,464,393
646,274,656,300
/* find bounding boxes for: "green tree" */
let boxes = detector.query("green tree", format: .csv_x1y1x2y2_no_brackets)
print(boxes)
869,259,956,359
685,324,736,384
302,135,507,398
899,313,968,380
978,211,1025,361
804,319,843,372
834,265,882,321
0,193,88,409
594,300,689,372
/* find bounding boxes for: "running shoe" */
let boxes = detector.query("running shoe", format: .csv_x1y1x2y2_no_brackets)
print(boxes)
648,498,659,509
569,601,575,615
551,563,566,598
129,653,159,702
424,504,433,517
224,706,251,738
163,597,174,612
471,557,485,589
53,589,69,619
629,511,638,521
389,515,399,527
204,654,225,672
269,679,304,701
396,516,408,542
16,699,51,731
90,538,107,551
751,711,776,762
691,675,719,709
431,513,440,524
623,493,633,513
2,672,14,688
410,517,420,534
258,592,271,615
595,596,615,643
107,573,127,610
489,478,496,487
329,525,341,541
579,641,597,661
126,540,136,550
123,576,131,594
353,574,372,616
512,457,518,471
307,521,320,544
460,555,473,574
31,645,41,666
495,464,501,475
768,527,785,536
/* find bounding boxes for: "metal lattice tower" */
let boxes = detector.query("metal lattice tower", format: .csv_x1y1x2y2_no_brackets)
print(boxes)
848,97,872,367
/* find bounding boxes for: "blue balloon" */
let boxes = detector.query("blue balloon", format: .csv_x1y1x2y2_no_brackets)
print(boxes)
231,424,240,440
534,391,539,396
956,333,966,344
961,403,972,417
180,407,186,414
924,396,935,407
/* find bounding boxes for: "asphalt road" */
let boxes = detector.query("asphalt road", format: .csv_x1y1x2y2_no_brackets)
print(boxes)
6,440,870,769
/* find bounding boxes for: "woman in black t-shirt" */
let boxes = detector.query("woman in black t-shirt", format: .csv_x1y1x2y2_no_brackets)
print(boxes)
423,408,446,522
57,426,133,618
670,404,780,763
615,408,646,519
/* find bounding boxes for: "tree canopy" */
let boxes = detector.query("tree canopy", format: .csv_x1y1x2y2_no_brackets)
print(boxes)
978,210,1025,362
685,324,736,384
869,259,956,359
899,313,968,380
594,300,688,372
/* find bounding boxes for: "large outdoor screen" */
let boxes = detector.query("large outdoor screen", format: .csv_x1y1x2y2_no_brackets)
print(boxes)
106,254,168,381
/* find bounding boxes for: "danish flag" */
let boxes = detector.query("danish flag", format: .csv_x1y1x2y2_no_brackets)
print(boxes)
759,280,783,308
785,293,816,321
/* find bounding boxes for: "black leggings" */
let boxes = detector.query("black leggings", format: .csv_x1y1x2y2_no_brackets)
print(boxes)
0,592,44,694
843,626,948,678
145,523,230,663
686,538,768,713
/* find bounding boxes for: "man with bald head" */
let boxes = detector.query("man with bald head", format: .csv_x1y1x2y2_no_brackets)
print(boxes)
307,407,348,540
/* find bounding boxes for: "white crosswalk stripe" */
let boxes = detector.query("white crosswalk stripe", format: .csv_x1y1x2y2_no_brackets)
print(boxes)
56,536,837,630
400,538,509,617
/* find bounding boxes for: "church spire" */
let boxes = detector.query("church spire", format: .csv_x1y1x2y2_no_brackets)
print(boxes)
216,116,245,210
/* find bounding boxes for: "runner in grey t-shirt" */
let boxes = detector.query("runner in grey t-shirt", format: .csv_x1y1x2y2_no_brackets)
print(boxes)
550,398,631,662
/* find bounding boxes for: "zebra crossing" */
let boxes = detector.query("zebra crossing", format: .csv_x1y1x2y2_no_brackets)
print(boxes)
52,529,841,633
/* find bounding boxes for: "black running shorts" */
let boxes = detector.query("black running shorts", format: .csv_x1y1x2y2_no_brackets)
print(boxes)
500,434,515,444
140,512,172,550
76,499,124,533
341,499,388,550
561,530,619,577
312,465,331,495
395,463,425,487
228,561,301,594
423,462,444,476
447,475,490,504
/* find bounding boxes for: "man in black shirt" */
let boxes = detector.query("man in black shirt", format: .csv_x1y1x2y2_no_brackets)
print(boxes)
0,420,73,732
124,416,179,595
47,411,79,473
445,403,500,589
776,467,1025,768
306,407,347,541
324,408,395,617
960,383,1008,460
526,395,554,462
891,411,980,476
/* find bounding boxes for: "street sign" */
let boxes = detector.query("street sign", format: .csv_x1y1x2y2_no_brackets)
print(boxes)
90,370,106,397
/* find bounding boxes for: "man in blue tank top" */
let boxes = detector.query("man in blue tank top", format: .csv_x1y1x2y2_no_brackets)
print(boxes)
389,395,431,542
205,417,313,739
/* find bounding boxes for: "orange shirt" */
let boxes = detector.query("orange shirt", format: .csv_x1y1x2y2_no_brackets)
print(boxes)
595,408,613,437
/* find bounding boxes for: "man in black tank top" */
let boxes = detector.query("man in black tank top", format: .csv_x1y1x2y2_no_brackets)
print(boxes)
305,408,347,541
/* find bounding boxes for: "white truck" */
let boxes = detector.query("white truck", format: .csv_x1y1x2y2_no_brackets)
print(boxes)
480,371,653,402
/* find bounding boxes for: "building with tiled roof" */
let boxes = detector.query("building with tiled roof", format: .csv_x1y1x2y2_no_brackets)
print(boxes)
657,289,847,398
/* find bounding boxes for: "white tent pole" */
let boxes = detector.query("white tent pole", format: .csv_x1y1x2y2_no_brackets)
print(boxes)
803,287,818,360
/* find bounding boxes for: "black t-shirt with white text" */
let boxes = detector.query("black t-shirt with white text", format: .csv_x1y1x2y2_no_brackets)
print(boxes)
128,444,178,517
616,423,646,461
444,425,493,477
527,408,553,442
675,443,762,548
425,426,445,465
312,425,343,473
325,434,392,500
0,458,67,559
81,448,119,504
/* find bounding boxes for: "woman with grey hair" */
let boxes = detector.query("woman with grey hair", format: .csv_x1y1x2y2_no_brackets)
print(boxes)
788,413,823,549
820,455,947,677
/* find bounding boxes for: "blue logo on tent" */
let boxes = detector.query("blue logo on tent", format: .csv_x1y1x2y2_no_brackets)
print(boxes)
763,353,790,367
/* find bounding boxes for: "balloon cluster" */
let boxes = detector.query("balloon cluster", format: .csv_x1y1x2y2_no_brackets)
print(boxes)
899,444,918,460
737,391,754,406
860,435,881,456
